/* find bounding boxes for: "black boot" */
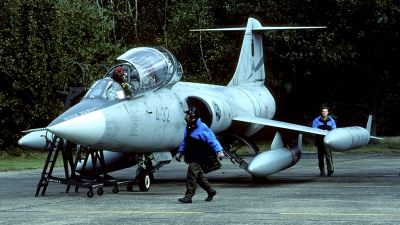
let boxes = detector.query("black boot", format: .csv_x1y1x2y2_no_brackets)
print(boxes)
205,188,216,201
319,163,325,175
178,197,192,203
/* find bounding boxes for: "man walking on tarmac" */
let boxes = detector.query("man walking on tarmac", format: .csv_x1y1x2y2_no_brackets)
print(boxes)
175,107,224,203
312,105,337,176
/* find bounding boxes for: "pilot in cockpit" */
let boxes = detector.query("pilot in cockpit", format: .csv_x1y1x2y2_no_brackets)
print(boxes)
111,67,125,84
111,66,133,96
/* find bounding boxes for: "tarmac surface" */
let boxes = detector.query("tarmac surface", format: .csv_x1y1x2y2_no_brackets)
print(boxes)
1,153,400,224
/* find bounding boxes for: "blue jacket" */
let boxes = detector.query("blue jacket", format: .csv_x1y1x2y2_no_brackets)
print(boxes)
312,115,336,146
312,115,336,131
178,118,223,163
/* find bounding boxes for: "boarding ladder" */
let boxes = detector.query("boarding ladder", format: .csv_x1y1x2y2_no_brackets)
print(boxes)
34,87,105,197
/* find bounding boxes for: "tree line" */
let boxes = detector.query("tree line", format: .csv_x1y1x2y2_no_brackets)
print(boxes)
0,0,399,150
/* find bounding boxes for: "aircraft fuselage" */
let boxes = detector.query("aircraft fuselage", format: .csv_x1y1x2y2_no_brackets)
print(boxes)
47,81,275,153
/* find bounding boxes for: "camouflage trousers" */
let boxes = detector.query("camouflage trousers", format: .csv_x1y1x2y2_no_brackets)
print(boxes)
317,145,334,172
185,162,212,199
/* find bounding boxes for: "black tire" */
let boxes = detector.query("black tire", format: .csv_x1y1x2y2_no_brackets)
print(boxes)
149,173,155,183
97,188,103,195
87,189,94,198
138,170,151,192
112,186,119,194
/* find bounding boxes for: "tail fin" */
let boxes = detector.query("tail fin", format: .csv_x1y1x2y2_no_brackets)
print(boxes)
191,18,265,86
190,18,326,86
366,115,372,133
366,115,384,140
229,18,265,86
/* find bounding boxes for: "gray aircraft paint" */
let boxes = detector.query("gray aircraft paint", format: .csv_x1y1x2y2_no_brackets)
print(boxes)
20,18,381,181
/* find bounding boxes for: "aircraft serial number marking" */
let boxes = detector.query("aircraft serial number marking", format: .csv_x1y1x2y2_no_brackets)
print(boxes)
156,107,170,122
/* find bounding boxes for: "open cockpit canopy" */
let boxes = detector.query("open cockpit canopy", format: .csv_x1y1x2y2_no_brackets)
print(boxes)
106,46,183,98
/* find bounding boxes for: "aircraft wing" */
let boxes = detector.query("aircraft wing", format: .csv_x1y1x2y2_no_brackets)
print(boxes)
233,116,328,136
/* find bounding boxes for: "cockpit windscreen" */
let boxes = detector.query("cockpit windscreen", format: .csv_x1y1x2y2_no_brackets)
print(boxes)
84,78,126,101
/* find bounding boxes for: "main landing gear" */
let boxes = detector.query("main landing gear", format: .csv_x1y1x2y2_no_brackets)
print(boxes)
133,154,170,192
222,132,264,182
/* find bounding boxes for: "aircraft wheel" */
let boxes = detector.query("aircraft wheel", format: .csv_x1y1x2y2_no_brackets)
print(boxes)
87,188,94,198
145,159,155,183
149,173,155,183
112,186,119,194
97,188,104,195
138,170,151,192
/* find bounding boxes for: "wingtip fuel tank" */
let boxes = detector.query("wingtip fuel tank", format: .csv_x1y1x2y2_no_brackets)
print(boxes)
18,130,53,151
323,127,370,152
247,132,302,177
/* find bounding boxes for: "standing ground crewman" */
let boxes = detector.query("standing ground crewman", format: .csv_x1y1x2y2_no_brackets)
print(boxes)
175,107,224,203
312,105,337,176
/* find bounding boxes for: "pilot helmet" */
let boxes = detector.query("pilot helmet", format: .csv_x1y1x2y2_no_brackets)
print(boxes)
114,66,124,76
184,107,200,119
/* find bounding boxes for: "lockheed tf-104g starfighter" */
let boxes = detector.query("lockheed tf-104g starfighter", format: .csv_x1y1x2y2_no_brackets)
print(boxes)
19,18,381,197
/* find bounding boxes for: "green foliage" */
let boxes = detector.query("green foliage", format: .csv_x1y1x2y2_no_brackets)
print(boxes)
0,0,122,149
254,0,400,134
0,0,399,150
150,0,236,84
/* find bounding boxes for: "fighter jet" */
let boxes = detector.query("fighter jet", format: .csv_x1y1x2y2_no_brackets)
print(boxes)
19,18,381,194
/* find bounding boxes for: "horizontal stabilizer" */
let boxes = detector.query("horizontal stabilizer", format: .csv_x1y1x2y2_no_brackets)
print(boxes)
233,116,328,136
190,26,326,32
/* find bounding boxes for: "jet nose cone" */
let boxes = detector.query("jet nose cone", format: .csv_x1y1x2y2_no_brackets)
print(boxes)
47,110,106,146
